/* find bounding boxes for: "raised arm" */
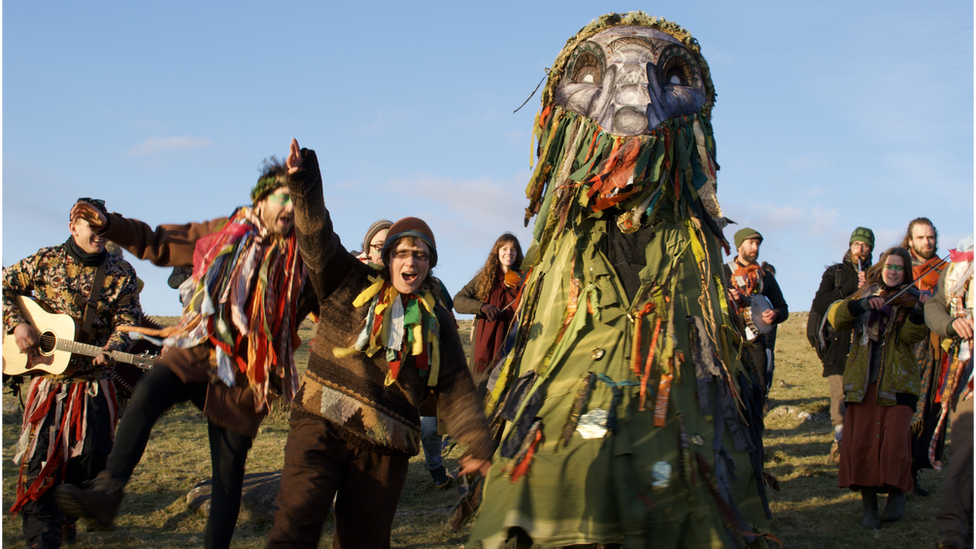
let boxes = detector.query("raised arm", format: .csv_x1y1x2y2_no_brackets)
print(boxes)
72,199,227,267
285,139,364,300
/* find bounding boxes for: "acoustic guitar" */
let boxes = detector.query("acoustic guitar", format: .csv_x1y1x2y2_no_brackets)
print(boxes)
2,295,156,377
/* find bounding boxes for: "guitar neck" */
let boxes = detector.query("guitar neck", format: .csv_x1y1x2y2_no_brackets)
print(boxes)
52,337,153,369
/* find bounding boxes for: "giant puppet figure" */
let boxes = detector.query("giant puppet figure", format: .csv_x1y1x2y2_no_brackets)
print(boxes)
468,13,772,549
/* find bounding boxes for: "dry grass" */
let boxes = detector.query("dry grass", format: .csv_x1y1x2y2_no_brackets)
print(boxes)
2,315,951,548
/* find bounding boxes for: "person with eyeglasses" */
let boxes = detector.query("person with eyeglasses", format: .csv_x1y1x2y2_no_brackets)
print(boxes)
265,140,492,549
357,219,392,265
56,145,317,549
356,218,457,490
826,246,928,529
3,198,143,548
810,227,875,465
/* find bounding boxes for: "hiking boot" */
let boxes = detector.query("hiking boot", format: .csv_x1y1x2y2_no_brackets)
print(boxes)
828,440,841,465
881,489,906,521
861,487,880,529
55,472,125,531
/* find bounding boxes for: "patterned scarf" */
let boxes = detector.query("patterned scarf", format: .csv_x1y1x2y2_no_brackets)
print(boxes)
159,207,305,411
730,261,764,297
334,273,441,387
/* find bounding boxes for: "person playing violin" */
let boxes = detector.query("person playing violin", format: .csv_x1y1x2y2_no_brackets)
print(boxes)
827,247,928,529
900,217,949,496
453,233,525,393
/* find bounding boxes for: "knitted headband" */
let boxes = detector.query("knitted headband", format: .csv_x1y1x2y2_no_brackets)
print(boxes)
250,174,286,204
382,217,438,268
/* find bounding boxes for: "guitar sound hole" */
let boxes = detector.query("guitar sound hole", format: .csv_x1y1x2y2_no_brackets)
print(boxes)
38,333,57,354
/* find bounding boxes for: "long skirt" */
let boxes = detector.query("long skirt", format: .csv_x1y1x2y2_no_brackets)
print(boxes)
838,382,914,493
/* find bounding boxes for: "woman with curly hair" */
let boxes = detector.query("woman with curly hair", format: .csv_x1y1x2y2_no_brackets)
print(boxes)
827,246,928,529
454,233,524,389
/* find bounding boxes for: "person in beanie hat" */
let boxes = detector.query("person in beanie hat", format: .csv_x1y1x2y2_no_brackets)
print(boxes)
266,140,492,548
724,226,788,399
359,219,392,264
733,227,763,250
850,226,875,251
811,226,874,464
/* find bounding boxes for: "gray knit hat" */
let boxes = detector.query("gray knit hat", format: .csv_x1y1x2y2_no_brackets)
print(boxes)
362,219,393,255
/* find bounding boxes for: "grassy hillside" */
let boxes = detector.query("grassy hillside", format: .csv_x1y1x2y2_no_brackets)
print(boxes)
2,315,951,548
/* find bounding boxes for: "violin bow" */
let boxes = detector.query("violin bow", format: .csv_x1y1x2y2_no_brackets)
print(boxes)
882,252,950,307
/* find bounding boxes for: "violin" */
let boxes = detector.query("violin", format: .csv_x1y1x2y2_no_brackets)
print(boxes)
503,269,524,290
881,284,921,308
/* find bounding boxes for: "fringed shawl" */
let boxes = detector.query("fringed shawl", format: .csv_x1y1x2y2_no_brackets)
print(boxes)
157,207,305,412
334,273,441,388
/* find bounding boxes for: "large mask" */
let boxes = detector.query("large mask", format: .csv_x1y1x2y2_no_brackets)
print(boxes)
554,26,708,135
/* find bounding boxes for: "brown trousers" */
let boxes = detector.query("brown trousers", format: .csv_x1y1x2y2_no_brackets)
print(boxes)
937,395,973,545
267,416,409,549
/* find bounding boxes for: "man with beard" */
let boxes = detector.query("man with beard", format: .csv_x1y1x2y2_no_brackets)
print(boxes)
4,198,143,549
57,145,315,549
901,217,949,495
811,227,874,464
725,227,789,397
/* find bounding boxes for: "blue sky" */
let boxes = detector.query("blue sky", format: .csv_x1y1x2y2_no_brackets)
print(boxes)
3,1,974,318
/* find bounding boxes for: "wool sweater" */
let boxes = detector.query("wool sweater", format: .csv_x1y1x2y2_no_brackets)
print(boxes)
286,148,493,459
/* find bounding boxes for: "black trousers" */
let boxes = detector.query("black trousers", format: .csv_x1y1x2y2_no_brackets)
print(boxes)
22,386,113,549
106,364,253,549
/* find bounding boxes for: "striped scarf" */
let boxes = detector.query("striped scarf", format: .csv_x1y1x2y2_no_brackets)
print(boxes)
334,273,441,388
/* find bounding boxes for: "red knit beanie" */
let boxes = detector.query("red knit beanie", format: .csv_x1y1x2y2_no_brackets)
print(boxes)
382,217,437,267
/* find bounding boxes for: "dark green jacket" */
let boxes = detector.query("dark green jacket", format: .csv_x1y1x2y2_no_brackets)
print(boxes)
828,288,927,406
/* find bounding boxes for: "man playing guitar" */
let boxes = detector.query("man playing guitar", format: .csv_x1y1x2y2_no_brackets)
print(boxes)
724,227,789,398
3,198,143,548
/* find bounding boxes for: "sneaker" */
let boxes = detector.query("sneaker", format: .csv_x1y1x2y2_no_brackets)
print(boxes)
55,472,125,531
828,440,841,465
430,466,453,489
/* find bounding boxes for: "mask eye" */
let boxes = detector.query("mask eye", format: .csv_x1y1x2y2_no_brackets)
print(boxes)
567,42,606,85
657,45,701,89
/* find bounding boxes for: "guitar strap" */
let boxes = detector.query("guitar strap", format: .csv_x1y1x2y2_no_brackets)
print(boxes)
79,262,107,344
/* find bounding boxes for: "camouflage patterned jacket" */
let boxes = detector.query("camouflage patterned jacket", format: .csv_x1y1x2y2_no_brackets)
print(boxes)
3,243,143,381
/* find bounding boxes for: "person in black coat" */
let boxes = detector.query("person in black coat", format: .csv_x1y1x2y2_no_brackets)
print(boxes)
811,227,874,463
